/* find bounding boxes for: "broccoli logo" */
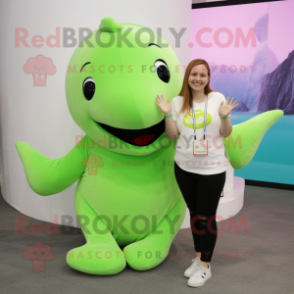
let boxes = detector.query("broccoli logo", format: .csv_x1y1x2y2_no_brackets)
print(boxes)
81,154,104,175
23,55,56,86
23,241,54,272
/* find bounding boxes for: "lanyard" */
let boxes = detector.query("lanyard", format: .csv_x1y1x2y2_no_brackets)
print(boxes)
192,95,208,141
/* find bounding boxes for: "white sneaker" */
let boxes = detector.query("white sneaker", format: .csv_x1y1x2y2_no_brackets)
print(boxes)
184,257,201,278
187,263,212,287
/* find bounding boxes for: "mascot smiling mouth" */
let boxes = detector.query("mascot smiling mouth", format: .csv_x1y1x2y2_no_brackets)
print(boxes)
96,119,165,146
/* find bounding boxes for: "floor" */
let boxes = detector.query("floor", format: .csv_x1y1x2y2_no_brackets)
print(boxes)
1,183,293,294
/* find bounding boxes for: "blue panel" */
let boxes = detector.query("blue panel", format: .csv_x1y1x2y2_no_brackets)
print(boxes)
231,113,294,185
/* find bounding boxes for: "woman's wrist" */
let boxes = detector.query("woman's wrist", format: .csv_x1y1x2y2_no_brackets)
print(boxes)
220,113,230,119
165,113,172,118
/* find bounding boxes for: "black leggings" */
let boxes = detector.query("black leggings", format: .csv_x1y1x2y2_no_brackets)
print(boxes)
174,162,226,262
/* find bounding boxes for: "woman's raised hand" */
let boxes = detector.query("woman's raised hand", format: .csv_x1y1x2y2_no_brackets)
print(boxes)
219,97,239,117
154,95,172,116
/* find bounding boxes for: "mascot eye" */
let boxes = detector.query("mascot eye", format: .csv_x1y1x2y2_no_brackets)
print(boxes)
82,77,95,100
154,59,170,83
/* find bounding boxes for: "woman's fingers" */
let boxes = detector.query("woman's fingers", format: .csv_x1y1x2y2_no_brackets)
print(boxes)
231,103,239,110
156,95,161,103
229,99,239,109
156,95,166,104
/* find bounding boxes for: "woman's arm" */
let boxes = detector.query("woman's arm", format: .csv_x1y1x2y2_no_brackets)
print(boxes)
220,117,232,138
165,117,180,140
155,95,180,140
219,95,238,138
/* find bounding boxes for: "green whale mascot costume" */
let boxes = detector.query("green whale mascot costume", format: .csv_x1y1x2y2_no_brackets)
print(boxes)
15,17,283,275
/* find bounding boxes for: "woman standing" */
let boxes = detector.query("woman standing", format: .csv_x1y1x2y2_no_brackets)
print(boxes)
155,59,239,287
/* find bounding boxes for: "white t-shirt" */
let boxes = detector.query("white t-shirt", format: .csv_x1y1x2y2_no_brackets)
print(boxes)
171,91,230,175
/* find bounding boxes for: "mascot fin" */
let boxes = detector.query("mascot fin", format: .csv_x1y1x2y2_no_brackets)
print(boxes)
15,136,89,195
224,110,283,169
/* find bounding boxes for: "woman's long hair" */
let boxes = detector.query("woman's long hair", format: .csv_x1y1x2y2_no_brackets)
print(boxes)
178,59,216,115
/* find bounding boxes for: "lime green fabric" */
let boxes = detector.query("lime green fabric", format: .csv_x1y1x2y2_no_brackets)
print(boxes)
16,134,186,275
15,17,186,275
15,137,87,196
224,110,283,169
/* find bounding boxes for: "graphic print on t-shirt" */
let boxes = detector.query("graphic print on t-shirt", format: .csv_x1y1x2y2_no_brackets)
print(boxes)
183,110,212,129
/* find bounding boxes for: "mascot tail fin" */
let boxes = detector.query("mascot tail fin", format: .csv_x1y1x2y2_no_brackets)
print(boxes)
224,110,283,169
15,140,86,196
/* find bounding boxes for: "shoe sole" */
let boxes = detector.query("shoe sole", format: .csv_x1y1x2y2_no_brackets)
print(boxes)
187,274,211,287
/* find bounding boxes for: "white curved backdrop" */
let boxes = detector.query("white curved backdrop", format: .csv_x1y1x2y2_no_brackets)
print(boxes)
0,0,193,226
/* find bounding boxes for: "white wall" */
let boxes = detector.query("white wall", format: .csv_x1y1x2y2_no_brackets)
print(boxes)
0,0,191,226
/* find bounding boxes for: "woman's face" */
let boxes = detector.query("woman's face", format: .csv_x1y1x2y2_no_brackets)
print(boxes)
188,64,210,93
